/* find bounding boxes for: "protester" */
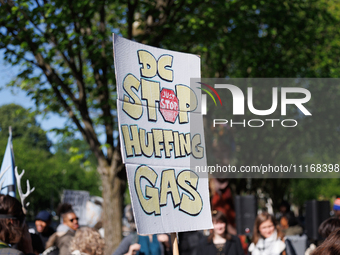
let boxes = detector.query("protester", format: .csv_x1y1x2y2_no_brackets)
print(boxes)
114,240,141,255
0,194,34,255
318,217,340,239
333,198,340,219
30,233,44,254
305,217,340,255
275,200,291,221
122,204,135,237
311,228,340,255
178,231,203,255
46,203,79,254
113,205,170,255
29,210,55,249
210,178,236,235
279,211,307,255
248,212,285,255
279,201,291,215
196,210,243,255
113,232,168,255
70,227,104,255
280,211,303,236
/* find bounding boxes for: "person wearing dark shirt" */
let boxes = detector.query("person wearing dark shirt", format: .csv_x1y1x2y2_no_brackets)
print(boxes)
0,194,35,255
29,210,55,249
196,210,243,255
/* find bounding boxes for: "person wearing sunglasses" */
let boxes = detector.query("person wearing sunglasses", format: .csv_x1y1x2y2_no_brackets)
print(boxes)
45,204,79,254
62,213,79,232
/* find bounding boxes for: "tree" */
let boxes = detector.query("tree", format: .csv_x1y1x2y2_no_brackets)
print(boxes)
0,1,125,251
133,0,340,210
0,104,101,215
53,136,98,171
171,0,340,209
0,0,218,250
0,104,51,151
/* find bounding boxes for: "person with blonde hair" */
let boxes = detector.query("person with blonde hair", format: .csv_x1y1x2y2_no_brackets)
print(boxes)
70,227,104,255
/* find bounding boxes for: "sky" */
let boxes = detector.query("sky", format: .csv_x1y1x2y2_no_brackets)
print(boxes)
0,52,66,145
0,52,108,153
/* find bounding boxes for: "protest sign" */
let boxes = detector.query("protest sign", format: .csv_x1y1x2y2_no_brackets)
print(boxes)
62,189,90,226
114,34,212,234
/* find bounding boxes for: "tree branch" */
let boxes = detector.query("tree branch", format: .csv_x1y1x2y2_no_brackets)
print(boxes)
80,8,115,162
127,0,139,40
1,1,107,167
98,2,114,162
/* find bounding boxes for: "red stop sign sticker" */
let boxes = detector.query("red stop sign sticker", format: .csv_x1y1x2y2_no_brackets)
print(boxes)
159,88,179,123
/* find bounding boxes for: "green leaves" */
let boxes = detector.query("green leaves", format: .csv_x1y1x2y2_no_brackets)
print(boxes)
0,104,101,213
1,0,340,216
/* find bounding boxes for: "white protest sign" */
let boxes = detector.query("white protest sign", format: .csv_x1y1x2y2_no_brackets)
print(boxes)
62,189,90,226
114,34,212,234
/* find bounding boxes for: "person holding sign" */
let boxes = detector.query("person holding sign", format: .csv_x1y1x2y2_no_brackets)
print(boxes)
113,232,171,255
196,210,243,255
248,212,286,255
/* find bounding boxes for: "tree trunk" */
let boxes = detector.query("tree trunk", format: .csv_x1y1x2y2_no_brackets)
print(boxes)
101,162,125,254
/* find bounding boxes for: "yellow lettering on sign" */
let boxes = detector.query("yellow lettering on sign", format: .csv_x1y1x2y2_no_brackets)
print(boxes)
121,125,204,159
138,50,157,78
173,132,181,158
141,79,160,121
179,133,191,156
159,169,181,207
139,128,154,157
122,125,141,157
135,165,160,215
158,55,173,82
176,85,198,123
191,134,204,159
123,74,142,119
177,170,202,215
152,129,164,157
163,130,174,158
134,167,203,216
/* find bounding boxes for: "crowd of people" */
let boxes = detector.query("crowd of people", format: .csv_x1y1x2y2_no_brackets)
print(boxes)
1,193,340,255
0,194,103,255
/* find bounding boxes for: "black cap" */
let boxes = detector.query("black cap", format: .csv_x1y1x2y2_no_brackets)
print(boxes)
35,210,52,222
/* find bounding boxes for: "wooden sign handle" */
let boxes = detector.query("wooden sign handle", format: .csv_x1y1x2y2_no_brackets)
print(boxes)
171,232,179,255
